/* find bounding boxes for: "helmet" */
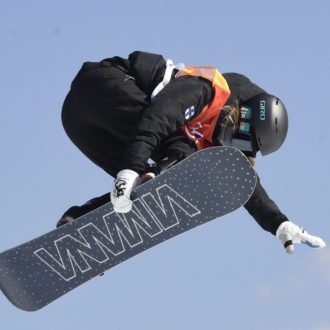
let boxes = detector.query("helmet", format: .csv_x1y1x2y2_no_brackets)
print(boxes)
236,93,288,156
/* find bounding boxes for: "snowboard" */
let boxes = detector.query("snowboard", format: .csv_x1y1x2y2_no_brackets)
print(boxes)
0,147,257,311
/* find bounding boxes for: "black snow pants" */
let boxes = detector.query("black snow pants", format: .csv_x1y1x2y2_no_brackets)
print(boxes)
62,60,148,178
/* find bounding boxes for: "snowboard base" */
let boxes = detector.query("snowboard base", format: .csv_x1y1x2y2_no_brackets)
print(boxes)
0,147,256,311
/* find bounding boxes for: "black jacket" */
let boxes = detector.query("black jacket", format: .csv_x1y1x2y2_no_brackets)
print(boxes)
116,51,288,235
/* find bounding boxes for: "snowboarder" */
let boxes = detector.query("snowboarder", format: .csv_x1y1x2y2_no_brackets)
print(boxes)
58,51,325,254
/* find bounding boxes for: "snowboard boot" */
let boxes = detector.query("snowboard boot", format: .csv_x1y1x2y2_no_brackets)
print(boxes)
56,194,110,228
141,155,181,184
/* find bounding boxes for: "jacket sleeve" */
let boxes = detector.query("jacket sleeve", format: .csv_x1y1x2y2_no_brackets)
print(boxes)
128,51,167,97
244,174,288,235
121,75,213,174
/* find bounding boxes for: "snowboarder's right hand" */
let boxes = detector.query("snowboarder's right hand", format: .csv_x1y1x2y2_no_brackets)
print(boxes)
276,221,326,254
111,169,140,213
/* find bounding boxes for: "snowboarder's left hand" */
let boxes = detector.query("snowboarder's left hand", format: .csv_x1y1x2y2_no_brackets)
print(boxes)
111,169,140,213
276,221,326,254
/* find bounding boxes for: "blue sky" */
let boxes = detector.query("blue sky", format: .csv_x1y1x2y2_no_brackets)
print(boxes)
0,0,329,329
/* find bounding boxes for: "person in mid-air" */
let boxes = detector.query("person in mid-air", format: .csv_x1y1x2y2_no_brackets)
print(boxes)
58,51,325,254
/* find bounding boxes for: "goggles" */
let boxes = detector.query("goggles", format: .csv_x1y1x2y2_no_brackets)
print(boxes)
220,106,258,157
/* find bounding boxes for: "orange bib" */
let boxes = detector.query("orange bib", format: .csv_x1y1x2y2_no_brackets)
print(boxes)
177,67,231,149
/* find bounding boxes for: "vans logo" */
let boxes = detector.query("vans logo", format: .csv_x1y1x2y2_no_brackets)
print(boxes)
33,184,200,281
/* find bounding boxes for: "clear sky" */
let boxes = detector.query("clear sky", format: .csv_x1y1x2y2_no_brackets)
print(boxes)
0,0,330,329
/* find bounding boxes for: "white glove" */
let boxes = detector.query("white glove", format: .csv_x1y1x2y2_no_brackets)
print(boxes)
110,169,140,213
276,221,326,254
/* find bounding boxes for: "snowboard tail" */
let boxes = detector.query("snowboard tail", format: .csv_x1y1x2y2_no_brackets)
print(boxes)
0,147,256,311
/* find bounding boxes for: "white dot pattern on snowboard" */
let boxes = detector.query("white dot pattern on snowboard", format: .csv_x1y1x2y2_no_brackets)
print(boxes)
0,147,256,311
